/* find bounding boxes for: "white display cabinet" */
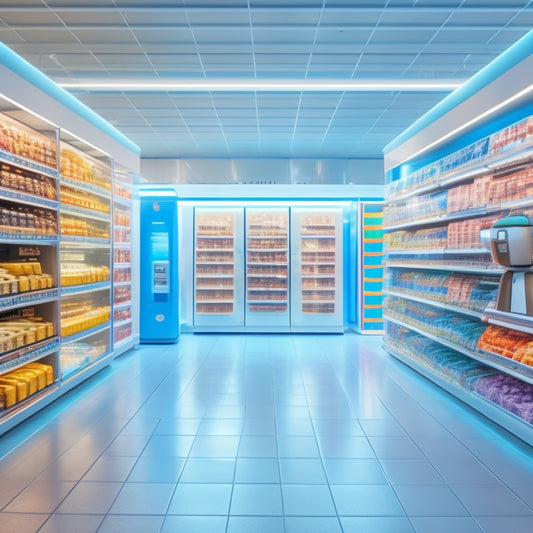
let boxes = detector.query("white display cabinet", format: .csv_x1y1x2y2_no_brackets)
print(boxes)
245,207,290,328
290,207,344,332
193,207,245,328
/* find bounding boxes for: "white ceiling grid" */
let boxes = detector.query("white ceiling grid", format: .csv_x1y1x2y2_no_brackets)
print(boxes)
0,0,531,159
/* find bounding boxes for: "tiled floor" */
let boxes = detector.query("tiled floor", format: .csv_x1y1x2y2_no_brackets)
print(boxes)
1,333,533,532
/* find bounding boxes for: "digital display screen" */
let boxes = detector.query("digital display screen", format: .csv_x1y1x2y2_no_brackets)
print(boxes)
150,231,169,261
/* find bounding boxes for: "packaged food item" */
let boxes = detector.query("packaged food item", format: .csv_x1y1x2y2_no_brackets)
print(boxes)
0,375,28,402
0,383,16,408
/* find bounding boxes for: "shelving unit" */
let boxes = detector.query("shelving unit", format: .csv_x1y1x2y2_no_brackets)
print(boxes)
0,42,140,435
382,33,533,444
356,202,384,333
0,105,61,428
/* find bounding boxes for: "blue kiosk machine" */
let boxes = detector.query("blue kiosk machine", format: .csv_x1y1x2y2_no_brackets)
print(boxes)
139,189,180,343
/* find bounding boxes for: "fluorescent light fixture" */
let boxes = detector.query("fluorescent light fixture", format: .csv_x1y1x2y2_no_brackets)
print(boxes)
57,78,464,92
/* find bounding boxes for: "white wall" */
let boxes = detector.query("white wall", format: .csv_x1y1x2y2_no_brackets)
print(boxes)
140,158,384,186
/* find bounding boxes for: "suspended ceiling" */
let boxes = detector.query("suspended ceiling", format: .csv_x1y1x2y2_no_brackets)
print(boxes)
0,1,531,160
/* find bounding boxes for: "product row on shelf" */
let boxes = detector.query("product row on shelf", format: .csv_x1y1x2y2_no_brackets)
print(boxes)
384,269,499,315
0,103,136,432
387,115,533,200
385,322,533,426
384,164,533,227
384,99,533,445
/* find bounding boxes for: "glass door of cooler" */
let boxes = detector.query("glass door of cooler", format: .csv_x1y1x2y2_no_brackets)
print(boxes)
194,207,244,327
245,207,290,328
290,207,343,331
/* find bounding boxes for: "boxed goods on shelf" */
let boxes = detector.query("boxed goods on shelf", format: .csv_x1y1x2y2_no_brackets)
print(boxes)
60,264,109,287
478,325,533,367
0,312,54,354
60,186,110,213
0,361,54,408
0,260,54,294
385,270,499,312
0,203,57,237
470,373,533,423
60,304,110,337
384,296,486,351
60,148,111,190
384,226,448,251
0,113,57,169
0,163,57,201
60,215,109,239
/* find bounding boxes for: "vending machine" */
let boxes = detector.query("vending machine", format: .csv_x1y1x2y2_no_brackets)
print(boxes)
193,207,245,328
290,207,344,332
139,190,179,343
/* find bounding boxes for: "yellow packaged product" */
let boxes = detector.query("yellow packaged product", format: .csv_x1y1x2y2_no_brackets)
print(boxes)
0,330,24,349
0,383,16,408
17,276,29,292
10,370,38,394
22,263,34,275
31,262,42,275
20,365,46,390
25,363,54,386
28,277,40,291
44,321,54,337
0,376,28,402
0,263,23,275
0,280,9,295
0,332,14,353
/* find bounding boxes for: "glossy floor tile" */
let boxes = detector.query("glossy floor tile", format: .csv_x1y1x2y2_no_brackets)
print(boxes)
1,333,533,532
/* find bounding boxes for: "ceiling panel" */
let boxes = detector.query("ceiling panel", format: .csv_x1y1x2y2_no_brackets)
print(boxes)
0,0,530,166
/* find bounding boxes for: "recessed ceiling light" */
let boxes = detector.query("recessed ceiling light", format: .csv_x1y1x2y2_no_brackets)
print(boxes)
57,78,465,92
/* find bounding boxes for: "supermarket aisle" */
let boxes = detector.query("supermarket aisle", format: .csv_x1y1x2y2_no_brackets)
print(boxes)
0,333,533,533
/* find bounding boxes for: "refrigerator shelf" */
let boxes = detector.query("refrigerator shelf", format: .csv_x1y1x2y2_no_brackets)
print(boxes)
196,286,235,291
247,248,288,253
247,287,287,292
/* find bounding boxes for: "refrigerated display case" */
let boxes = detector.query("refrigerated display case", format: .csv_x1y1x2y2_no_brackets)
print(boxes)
193,207,244,328
291,207,343,331
245,208,290,328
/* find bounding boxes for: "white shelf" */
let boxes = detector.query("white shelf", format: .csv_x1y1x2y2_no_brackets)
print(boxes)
0,187,59,210
0,149,59,179
61,205,111,223
384,313,533,386
60,176,111,199
384,289,485,318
